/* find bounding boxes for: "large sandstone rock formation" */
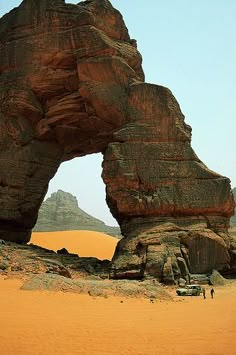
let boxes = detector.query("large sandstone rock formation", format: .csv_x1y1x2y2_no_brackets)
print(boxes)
34,190,120,237
0,0,235,282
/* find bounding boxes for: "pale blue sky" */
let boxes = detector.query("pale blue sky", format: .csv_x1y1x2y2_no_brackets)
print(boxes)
1,1,235,225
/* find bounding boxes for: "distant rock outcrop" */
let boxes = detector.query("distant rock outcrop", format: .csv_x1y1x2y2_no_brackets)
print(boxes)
33,190,120,237
231,188,236,227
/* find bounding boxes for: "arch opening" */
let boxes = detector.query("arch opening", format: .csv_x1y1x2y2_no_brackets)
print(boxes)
31,153,120,260
45,153,118,227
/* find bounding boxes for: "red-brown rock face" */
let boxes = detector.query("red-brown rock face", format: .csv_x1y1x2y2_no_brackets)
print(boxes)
0,0,235,281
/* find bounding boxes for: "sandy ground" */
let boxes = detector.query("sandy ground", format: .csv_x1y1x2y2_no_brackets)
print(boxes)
0,277,236,355
0,231,235,354
31,231,118,260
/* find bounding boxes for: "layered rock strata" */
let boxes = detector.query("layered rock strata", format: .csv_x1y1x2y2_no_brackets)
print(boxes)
0,0,235,282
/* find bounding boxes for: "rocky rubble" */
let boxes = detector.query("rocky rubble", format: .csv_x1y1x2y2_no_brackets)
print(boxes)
21,273,172,300
0,240,110,281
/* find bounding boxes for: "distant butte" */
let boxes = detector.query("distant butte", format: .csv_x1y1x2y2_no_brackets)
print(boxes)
33,190,120,237
0,0,235,283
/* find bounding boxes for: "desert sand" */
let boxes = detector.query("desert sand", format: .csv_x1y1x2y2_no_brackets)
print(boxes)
0,277,236,355
1,231,236,355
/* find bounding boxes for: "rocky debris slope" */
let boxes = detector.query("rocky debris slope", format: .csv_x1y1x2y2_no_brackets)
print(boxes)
0,0,235,283
0,239,110,280
34,190,120,237
0,240,172,300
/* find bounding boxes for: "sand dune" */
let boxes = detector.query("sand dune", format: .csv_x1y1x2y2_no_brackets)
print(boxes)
0,277,236,354
31,230,119,260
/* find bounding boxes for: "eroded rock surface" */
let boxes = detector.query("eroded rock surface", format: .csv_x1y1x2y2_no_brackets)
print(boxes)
0,0,235,282
0,0,143,243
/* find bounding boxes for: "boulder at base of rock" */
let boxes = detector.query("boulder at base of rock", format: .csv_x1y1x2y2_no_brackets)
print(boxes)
209,270,228,286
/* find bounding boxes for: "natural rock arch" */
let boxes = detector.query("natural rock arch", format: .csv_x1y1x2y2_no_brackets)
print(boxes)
0,0,235,281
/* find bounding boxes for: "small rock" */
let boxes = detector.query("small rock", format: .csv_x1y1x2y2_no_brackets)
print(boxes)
11,265,23,272
0,259,9,270
57,248,69,255
178,277,187,287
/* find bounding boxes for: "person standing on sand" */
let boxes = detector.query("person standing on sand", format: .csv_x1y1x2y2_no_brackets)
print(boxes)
202,287,206,299
210,288,215,299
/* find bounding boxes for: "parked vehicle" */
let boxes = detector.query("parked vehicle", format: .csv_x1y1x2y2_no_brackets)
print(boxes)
176,284,202,296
